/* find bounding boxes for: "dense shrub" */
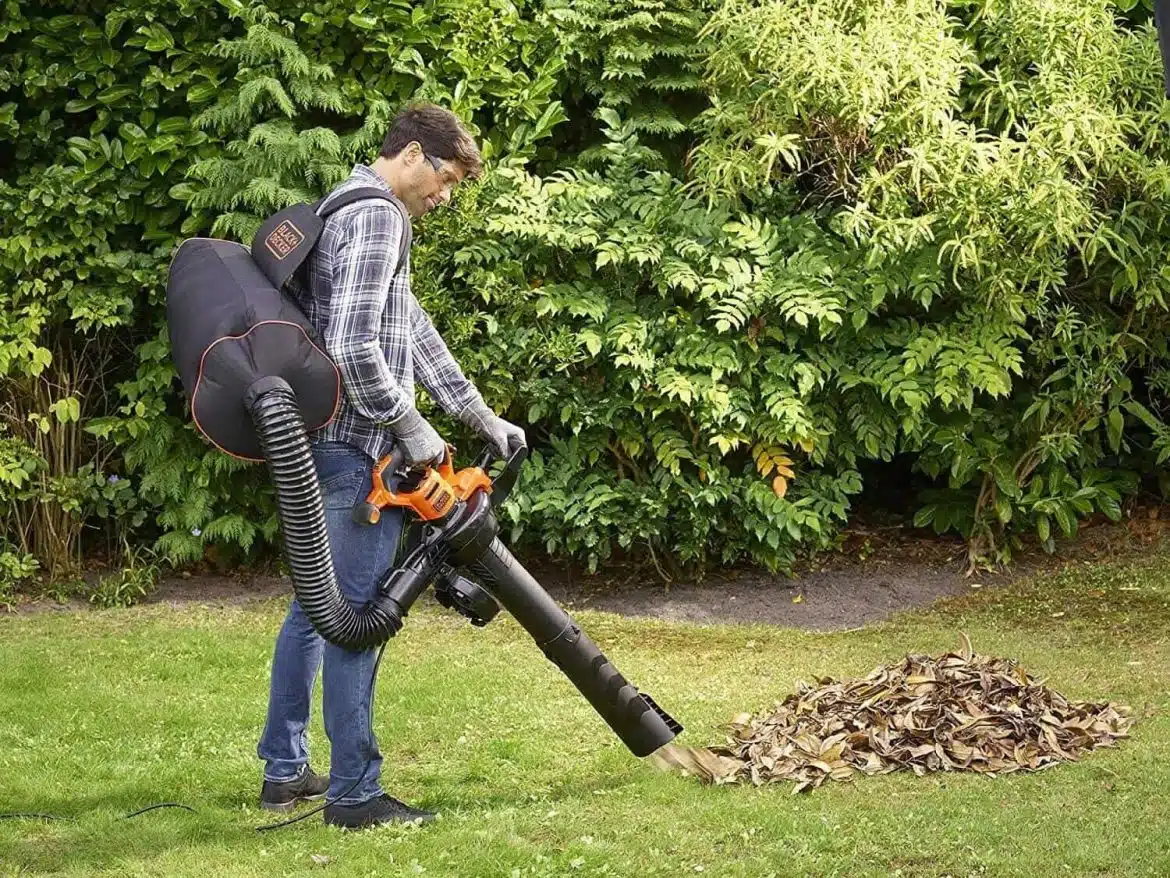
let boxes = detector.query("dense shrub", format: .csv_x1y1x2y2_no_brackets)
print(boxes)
3,0,1170,588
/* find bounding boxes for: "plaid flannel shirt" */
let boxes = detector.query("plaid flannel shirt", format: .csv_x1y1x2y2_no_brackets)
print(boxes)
287,164,484,462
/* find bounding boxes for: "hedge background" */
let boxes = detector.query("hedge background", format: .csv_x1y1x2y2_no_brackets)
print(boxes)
3,0,1170,599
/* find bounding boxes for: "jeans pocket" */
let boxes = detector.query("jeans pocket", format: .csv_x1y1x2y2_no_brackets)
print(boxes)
313,440,356,456
318,468,365,511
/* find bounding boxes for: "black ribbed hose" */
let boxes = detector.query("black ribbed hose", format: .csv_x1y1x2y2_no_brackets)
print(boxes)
244,377,403,649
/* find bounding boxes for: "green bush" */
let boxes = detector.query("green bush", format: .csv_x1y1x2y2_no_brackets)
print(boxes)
690,0,1170,567
3,0,1170,583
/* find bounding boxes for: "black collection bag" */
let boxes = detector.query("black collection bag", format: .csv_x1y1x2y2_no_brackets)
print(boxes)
166,186,411,461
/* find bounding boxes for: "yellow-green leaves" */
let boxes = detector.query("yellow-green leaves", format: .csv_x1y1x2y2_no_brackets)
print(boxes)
48,397,81,425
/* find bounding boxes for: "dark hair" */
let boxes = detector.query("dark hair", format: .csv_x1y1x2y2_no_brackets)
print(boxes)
380,103,483,179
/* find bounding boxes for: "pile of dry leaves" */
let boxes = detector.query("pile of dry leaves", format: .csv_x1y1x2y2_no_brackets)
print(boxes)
651,635,1134,793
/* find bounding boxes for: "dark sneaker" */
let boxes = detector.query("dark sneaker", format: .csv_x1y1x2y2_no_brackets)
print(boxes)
260,766,329,812
323,794,436,829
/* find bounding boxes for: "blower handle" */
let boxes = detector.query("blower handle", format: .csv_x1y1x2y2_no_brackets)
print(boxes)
488,443,528,507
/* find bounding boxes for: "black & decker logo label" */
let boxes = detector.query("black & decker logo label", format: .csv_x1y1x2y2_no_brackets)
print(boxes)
265,220,305,260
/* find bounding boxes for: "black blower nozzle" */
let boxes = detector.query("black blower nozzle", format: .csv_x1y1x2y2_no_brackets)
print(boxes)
466,532,681,757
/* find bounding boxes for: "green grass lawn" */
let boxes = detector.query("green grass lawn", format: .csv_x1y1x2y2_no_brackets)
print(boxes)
1,552,1167,877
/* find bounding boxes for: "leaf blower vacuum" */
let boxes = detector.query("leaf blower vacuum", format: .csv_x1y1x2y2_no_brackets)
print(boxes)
164,191,682,759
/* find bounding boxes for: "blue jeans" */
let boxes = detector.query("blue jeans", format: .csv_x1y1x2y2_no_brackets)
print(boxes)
257,440,405,804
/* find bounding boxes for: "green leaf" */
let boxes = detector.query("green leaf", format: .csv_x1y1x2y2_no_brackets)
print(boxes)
118,122,147,141
187,84,218,104
157,117,189,135
98,86,136,105
991,458,1019,499
531,101,568,141
1099,495,1123,521
144,34,174,52
105,12,129,40
597,107,622,130
581,330,602,357
912,505,936,528
169,182,197,201
84,418,118,439
1107,408,1124,454
1123,400,1162,431
149,135,178,154
49,397,80,424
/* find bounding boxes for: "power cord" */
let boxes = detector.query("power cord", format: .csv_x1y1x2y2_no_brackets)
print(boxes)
0,813,75,822
0,640,387,832
0,803,195,822
122,803,197,818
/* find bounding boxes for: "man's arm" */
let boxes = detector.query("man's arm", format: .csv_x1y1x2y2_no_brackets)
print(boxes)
324,204,414,424
411,298,527,457
409,298,485,418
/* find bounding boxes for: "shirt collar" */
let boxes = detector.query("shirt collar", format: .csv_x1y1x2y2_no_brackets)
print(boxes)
351,164,393,193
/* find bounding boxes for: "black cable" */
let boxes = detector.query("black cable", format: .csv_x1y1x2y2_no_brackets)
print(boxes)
256,639,388,832
0,803,196,823
122,803,197,818
0,813,75,822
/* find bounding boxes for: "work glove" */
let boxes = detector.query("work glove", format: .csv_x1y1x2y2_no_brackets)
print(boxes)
458,399,527,459
387,406,447,468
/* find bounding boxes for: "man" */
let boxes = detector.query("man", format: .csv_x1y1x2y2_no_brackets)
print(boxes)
255,104,526,829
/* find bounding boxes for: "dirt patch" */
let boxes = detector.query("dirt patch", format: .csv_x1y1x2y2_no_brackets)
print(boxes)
146,573,289,608
539,558,981,631
532,527,985,631
1,570,290,617
512,511,1164,629
5,562,982,631
5,511,1167,630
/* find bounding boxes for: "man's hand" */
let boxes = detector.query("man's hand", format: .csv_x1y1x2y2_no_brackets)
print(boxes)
387,407,446,468
459,400,527,458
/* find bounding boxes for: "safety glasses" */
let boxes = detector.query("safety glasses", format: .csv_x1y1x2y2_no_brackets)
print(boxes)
421,151,459,207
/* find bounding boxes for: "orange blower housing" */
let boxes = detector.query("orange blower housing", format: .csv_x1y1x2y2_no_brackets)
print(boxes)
352,447,493,525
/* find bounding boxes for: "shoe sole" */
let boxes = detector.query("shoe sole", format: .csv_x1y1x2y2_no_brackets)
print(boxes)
260,792,327,813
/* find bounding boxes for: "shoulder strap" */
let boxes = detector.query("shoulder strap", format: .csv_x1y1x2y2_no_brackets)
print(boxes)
252,186,413,291
317,186,412,266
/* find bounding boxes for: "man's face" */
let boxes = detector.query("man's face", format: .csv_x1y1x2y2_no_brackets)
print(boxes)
399,143,464,218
